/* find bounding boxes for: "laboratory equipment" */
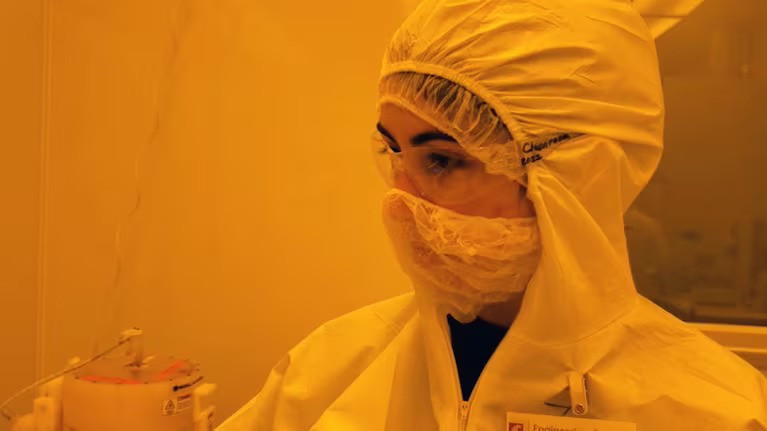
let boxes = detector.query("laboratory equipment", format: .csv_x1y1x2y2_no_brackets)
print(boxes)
2,329,216,431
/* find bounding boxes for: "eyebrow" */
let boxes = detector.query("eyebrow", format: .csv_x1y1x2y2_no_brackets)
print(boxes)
376,123,457,147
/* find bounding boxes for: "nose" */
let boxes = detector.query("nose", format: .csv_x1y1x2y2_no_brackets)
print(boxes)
392,170,422,197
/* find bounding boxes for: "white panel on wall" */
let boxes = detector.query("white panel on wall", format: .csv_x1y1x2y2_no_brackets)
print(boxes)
0,0,43,429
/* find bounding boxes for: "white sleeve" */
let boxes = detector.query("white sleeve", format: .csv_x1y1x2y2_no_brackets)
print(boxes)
216,355,289,431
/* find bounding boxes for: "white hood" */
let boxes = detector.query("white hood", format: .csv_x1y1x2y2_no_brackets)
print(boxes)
380,0,663,345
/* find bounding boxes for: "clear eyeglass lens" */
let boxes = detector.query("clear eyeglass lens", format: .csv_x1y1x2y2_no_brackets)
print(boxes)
371,136,482,204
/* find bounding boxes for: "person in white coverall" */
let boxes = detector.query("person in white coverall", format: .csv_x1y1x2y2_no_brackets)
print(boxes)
218,0,767,429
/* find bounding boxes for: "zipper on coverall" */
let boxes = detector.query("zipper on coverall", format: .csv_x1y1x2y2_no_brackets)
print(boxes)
442,320,489,431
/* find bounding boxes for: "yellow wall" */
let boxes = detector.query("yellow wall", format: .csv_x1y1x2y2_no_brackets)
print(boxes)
41,0,410,424
0,0,42,429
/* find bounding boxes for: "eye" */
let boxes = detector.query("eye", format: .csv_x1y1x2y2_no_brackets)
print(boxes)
372,131,400,154
424,151,465,176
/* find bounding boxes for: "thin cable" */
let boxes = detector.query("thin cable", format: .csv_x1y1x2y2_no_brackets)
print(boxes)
92,1,189,354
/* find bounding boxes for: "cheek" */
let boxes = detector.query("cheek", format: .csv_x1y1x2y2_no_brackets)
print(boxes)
392,171,422,197
498,196,536,218
490,193,536,218
446,179,535,218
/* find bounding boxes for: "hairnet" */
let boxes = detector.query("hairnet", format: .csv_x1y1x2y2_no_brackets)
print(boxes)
378,72,518,179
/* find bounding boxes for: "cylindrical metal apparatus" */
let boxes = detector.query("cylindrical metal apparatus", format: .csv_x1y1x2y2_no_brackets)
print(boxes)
61,356,202,431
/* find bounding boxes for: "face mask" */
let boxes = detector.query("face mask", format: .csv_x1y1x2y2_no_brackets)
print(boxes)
382,188,542,323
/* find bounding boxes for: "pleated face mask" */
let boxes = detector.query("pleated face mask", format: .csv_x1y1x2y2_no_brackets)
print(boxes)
382,188,542,322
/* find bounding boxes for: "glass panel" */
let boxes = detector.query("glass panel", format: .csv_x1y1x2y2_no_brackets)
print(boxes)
628,0,767,325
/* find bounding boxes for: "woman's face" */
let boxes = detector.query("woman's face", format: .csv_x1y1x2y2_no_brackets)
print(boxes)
377,103,535,218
